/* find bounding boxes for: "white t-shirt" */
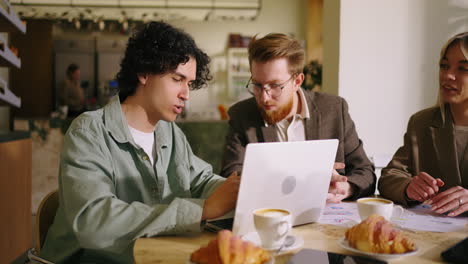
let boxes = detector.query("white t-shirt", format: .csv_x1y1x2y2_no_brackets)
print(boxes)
128,125,155,164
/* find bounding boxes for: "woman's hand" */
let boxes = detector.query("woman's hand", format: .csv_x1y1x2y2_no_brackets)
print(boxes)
426,186,468,216
405,172,444,201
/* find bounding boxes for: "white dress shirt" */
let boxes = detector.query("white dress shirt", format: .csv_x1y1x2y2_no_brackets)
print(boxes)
267,88,310,142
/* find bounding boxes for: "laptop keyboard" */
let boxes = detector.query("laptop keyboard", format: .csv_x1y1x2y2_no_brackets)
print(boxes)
205,218,234,232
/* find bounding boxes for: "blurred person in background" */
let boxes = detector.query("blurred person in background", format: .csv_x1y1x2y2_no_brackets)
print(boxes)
60,63,85,117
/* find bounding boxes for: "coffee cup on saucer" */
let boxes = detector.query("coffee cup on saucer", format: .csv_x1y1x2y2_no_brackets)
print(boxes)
253,208,292,250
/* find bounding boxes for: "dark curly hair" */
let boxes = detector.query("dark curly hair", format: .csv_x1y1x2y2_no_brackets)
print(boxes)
116,21,211,101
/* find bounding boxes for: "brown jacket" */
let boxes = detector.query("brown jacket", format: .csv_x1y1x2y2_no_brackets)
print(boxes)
379,106,468,206
221,90,376,199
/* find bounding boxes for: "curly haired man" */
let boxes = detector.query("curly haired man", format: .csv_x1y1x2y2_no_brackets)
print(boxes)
40,21,240,263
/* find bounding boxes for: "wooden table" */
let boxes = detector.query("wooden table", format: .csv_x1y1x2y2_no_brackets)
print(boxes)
134,221,466,263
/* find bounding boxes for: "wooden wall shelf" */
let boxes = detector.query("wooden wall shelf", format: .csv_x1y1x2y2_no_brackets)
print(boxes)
0,34,21,68
0,0,25,108
0,0,26,34
0,77,21,107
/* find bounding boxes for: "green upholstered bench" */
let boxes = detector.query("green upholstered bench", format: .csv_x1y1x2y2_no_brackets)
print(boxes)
176,120,229,175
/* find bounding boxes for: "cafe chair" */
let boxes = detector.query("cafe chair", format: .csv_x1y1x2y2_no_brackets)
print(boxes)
28,190,59,264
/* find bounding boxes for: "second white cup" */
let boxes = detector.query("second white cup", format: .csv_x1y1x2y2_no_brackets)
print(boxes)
253,208,292,250
357,197,404,221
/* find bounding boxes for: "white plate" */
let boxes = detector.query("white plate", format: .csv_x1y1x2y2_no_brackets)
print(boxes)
242,232,304,254
338,237,419,260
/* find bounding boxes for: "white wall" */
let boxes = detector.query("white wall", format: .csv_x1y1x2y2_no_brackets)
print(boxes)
322,0,340,96
324,0,468,164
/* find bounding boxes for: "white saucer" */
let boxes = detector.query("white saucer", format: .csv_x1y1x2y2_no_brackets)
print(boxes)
242,232,304,254
338,237,419,260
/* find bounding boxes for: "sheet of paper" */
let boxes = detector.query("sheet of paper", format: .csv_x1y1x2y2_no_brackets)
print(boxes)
392,204,468,233
318,202,361,226
318,202,468,232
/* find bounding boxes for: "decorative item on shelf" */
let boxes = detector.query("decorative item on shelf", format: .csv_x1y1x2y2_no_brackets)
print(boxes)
217,104,228,120
241,35,252,47
9,44,18,56
228,33,242,48
228,33,252,48
302,60,322,91
226,44,250,102
97,18,105,31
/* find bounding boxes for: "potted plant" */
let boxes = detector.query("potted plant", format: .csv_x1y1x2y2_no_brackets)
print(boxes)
302,60,322,91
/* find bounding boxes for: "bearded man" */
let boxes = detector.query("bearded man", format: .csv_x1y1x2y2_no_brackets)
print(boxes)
220,33,376,202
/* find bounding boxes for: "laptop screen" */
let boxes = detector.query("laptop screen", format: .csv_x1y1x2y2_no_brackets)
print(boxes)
230,139,338,236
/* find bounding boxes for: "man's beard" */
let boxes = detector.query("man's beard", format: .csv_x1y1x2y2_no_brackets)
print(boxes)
259,96,294,125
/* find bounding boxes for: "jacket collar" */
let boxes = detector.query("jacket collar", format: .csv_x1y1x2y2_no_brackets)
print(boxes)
104,95,133,144
304,91,320,139
430,104,451,128
429,105,461,188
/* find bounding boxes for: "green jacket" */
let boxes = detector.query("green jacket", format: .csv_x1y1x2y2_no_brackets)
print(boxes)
40,96,225,263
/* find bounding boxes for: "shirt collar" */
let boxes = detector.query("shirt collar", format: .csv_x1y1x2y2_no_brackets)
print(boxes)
264,88,310,127
103,95,171,149
104,95,133,144
296,88,310,119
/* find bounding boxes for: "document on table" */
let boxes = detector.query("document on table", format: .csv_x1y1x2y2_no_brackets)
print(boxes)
392,204,468,233
318,202,468,232
318,202,361,226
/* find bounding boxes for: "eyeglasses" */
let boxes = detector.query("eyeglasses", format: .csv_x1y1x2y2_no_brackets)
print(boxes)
246,74,296,98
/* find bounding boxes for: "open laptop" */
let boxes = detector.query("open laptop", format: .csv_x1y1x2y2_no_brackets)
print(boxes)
206,139,338,236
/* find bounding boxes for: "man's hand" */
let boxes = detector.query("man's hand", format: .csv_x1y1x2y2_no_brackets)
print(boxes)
327,162,353,203
405,172,444,202
202,172,240,220
426,186,468,217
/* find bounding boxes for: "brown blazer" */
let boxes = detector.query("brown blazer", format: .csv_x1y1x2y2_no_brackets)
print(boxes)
378,106,468,206
221,90,376,199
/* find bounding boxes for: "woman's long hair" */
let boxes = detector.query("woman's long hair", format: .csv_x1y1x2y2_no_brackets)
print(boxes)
437,32,468,124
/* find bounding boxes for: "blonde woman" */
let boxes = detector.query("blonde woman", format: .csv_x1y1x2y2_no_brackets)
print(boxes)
379,32,468,216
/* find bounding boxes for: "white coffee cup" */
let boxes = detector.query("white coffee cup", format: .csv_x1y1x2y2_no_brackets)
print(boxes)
357,197,404,221
253,208,292,250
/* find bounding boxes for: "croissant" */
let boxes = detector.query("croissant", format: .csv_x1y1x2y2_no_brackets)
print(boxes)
190,230,271,264
345,214,416,254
